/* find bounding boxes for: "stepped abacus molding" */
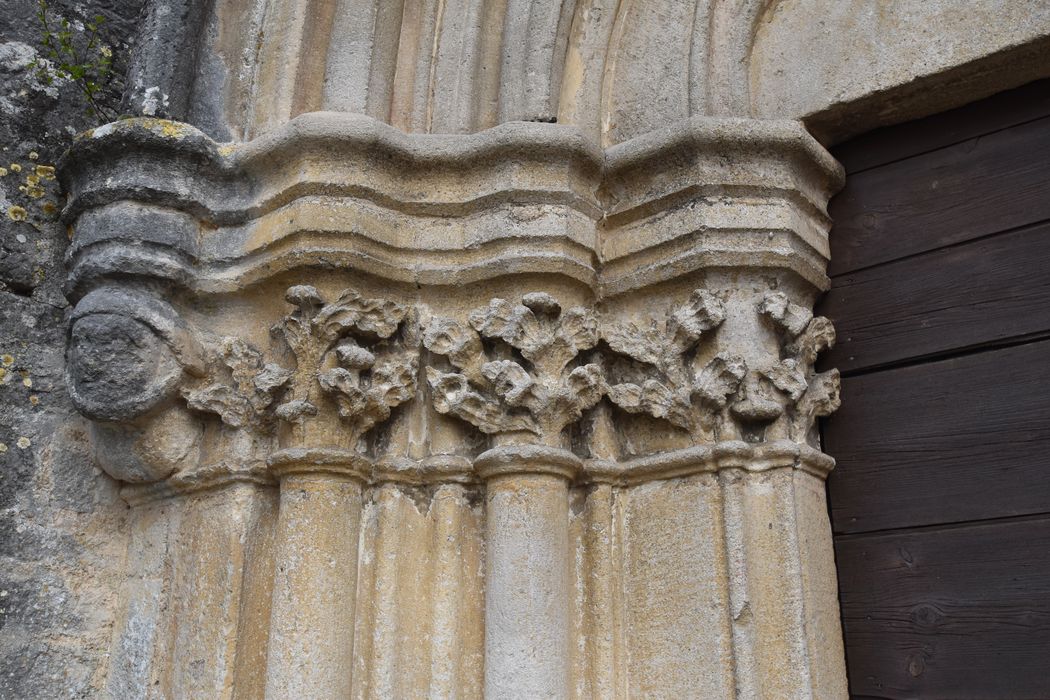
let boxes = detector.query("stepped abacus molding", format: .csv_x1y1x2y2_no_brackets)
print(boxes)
59,114,841,299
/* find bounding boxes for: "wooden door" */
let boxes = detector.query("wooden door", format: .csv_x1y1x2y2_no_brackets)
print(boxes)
820,79,1050,698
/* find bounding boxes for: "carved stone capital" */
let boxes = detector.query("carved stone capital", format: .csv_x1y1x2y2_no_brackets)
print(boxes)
425,293,603,448
603,289,744,443
602,288,840,449
271,285,418,452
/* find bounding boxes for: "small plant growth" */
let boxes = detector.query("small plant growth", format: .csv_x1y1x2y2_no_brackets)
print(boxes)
30,0,117,124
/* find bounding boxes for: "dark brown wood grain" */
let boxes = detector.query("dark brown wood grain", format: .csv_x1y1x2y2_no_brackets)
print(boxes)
824,79,1050,700
819,220,1050,373
824,340,1050,534
827,114,1050,276
833,78,1050,174
835,517,1050,699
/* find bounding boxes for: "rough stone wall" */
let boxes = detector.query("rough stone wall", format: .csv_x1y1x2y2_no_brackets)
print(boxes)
0,1,142,696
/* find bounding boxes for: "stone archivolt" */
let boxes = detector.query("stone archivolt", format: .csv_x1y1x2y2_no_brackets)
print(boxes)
63,113,848,698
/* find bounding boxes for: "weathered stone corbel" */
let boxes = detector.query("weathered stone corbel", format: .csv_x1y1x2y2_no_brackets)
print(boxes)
756,291,841,444
603,289,747,443
66,287,205,484
424,291,601,698
264,284,418,699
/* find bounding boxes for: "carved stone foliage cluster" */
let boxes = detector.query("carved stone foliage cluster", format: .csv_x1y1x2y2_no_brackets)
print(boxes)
424,293,604,446
67,285,840,484
181,336,292,460
757,292,841,442
602,290,840,444
602,290,747,442
182,288,419,450
269,286,419,448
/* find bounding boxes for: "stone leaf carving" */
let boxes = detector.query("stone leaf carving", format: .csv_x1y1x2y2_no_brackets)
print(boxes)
757,292,841,442
603,290,746,442
272,286,418,446
424,292,604,444
181,336,292,431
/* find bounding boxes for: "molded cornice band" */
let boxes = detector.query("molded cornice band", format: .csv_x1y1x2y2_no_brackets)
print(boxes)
60,113,842,298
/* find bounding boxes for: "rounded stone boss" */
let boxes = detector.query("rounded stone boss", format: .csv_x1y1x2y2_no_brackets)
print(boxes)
66,287,205,482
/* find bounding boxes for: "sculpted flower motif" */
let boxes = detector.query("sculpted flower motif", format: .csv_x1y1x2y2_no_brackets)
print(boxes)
602,289,746,442
272,286,418,446
424,292,604,445
756,292,840,442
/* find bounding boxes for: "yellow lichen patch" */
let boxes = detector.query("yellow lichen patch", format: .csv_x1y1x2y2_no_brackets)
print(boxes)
218,144,236,157
41,201,58,217
0,167,7,177
22,377,32,388
28,151,39,160
0,443,7,454
6,206,27,221
161,122,187,138
139,118,190,139
16,437,31,450
24,174,45,199
29,395,40,406
1,355,13,366
35,165,56,181
0,367,6,380
9,163,21,173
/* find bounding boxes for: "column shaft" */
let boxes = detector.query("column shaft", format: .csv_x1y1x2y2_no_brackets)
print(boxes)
478,447,578,699
265,473,362,699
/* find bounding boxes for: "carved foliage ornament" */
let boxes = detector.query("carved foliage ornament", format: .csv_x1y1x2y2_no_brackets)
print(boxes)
601,290,839,444
68,285,839,485
271,285,419,448
424,292,603,445
174,286,420,455
602,290,747,442
182,337,291,433
756,292,840,442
